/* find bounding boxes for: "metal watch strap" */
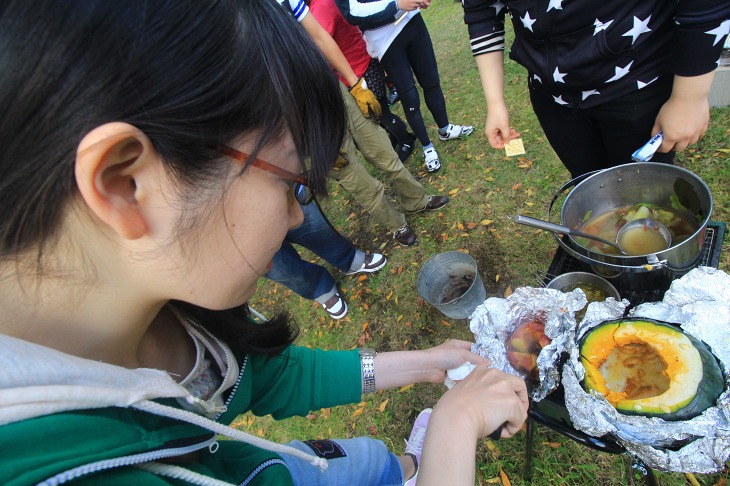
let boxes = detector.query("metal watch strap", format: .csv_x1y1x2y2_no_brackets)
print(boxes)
359,347,377,394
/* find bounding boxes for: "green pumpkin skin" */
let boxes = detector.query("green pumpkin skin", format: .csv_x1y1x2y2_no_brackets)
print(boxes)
580,319,725,422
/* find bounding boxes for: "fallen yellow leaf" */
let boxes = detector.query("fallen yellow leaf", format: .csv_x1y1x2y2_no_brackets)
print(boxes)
378,399,389,413
440,320,451,327
504,285,513,298
353,408,364,417
399,384,414,392
499,467,512,486
448,188,459,196
481,219,494,226
357,274,367,282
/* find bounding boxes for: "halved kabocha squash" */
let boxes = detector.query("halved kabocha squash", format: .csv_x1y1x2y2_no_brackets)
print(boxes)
579,318,725,421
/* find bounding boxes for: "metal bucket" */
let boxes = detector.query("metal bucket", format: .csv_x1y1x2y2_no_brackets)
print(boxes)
549,163,712,286
417,251,487,319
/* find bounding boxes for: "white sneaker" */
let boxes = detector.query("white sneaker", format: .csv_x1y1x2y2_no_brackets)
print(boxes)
346,253,387,275
322,293,348,319
438,123,474,141
403,408,432,486
423,147,440,172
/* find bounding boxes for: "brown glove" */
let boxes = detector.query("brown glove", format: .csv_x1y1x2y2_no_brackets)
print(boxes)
333,150,349,169
348,77,382,120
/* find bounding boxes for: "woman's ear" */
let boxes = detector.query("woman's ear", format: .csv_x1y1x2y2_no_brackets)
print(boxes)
75,122,160,240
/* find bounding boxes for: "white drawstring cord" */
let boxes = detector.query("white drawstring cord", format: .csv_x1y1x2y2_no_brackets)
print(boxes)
132,400,328,472
136,463,235,486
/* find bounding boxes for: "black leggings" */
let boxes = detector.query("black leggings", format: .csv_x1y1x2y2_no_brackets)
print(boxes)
379,14,449,146
529,77,675,178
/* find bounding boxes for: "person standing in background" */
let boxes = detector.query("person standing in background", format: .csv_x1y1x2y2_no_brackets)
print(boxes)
309,0,418,163
278,0,451,247
462,0,730,178
337,0,474,173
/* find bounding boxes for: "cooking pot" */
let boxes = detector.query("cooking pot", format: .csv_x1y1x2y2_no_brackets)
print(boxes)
548,163,712,281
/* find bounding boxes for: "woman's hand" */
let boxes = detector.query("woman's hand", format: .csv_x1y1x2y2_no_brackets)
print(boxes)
372,339,488,390
485,102,520,149
418,339,490,383
653,72,714,153
435,364,529,439
417,366,529,486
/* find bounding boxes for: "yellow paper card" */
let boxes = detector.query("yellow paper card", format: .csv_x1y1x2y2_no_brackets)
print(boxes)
504,138,526,156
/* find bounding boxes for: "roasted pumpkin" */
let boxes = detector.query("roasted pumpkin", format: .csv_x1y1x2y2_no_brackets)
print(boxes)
580,318,724,421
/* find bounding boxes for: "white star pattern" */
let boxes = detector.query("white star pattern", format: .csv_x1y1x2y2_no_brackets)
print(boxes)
705,20,730,46
491,1,505,16
605,61,634,83
533,74,542,83
553,95,569,105
553,67,567,83
593,19,614,36
637,77,659,89
521,11,537,32
582,89,600,100
622,16,652,45
546,0,563,12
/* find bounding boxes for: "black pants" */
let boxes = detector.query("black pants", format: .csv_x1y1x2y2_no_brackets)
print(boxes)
380,14,449,146
529,77,675,178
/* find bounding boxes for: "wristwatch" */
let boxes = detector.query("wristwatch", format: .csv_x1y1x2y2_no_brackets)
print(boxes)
358,347,377,394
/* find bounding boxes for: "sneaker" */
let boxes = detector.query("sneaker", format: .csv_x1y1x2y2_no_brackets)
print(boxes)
423,147,440,172
438,123,474,141
322,293,348,319
403,408,432,486
393,224,417,246
347,253,387,275
406,195,450,214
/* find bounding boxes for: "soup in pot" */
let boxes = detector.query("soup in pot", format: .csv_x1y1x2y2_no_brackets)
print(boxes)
576,204,697,255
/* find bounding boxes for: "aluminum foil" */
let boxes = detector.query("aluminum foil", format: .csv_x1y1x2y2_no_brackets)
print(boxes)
562,266,730,473
469,286,626,401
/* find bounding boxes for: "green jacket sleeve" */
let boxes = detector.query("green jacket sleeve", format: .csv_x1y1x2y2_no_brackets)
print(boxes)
246,346,362,419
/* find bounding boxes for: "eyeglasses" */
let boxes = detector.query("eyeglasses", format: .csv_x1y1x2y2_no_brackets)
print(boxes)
217,145,313,205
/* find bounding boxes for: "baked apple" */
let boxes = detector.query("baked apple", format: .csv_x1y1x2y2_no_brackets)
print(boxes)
506,320,551,380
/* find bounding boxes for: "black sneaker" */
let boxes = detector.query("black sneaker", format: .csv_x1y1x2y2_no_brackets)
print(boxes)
393,224,417,246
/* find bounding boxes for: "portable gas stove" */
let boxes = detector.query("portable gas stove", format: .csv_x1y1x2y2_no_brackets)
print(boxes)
523,221,727,484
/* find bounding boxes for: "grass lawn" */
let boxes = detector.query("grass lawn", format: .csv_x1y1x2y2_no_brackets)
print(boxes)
242,4,730,484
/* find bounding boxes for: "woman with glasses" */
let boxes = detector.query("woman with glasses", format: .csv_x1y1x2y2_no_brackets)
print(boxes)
0,0,528,484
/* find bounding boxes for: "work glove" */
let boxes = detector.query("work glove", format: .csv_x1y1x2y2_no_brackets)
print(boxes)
349,77,382,120
333,149,349,169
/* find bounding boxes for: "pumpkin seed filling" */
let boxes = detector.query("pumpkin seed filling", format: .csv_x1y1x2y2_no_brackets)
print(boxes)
598,342,670,402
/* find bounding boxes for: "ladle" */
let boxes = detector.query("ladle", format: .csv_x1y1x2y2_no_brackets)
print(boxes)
615,218,672,255
508,215,672,256
508,215,628,254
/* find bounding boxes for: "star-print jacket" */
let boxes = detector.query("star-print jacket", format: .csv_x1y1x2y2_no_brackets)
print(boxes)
462,0,730,108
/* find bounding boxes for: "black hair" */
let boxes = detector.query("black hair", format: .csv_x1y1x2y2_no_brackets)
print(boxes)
0,0,345,354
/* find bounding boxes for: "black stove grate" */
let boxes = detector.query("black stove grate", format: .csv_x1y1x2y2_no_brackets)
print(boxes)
539,221,726,306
